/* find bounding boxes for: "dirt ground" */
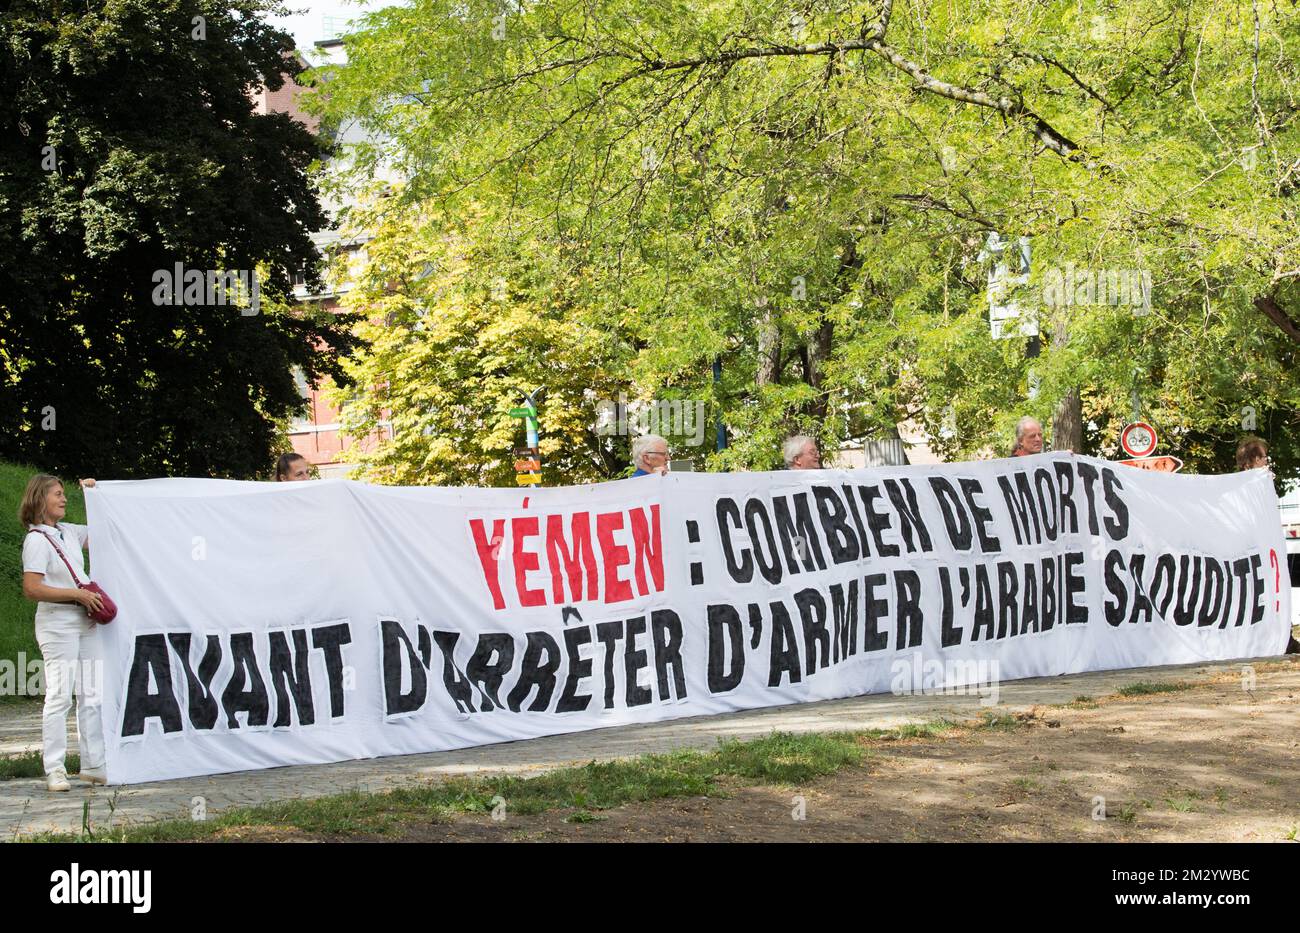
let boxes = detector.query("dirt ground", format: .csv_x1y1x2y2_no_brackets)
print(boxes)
220,657,1300,843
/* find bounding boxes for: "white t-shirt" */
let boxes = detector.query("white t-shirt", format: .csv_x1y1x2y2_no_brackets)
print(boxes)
22,522,90,623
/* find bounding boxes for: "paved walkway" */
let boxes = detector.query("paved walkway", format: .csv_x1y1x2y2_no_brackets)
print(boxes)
0,657,1275,837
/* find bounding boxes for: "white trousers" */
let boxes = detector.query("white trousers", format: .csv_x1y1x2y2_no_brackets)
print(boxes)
36,615,105,774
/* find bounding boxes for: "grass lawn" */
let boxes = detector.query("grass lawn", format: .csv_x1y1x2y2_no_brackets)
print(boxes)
22,713,1030,842
0,751,79,780
1114,681,1193,697
0,461,87,705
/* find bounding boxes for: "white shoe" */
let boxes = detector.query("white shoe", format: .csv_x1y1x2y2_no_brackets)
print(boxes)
78,766,107,786
47,769,71,792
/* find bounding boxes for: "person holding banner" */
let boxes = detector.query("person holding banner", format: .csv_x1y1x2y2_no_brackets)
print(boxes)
1011,417,1044,457
18,474,107,792
783,435,822,470
1235,437,1269,472
630,435,670,476
275,452,313,481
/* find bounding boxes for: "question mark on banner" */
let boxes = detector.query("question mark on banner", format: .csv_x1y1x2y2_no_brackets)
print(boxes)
1268,549,1280,614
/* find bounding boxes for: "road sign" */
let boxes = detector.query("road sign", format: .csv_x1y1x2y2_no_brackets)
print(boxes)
1117,456,1182,473
514,459,541,471
512,446,539,456
515,474,541,485
511,390,542,457
985,234,1038,340
511,400,540,447
1119,421,1158,459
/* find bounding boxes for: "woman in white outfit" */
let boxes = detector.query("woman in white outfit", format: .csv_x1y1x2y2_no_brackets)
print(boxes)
19,474,107,792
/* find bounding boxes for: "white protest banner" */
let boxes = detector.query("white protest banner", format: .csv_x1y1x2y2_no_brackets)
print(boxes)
86,453,1290,784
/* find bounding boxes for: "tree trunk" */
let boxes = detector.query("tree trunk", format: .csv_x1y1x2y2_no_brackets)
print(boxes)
1053,388,1082,452
803,317,834,419
800,235,860,419
1047,294,1082,452
755,296,781,386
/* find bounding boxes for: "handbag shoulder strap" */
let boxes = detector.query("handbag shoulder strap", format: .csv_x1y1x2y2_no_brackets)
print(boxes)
27,528,84,585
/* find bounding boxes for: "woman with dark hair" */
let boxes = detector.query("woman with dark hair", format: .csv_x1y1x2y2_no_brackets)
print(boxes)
1235,436,1269,471
275,452,312,481
19,474,106,791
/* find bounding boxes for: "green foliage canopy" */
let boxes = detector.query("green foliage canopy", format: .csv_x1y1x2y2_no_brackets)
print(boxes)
314,0,1300,486
0,0,362,478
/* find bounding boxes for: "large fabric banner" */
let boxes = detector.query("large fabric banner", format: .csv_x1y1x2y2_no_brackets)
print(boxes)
87,453,1291,784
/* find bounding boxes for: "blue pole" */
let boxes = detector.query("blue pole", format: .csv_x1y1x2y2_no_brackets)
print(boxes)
713,356,727,452
524,392,539,449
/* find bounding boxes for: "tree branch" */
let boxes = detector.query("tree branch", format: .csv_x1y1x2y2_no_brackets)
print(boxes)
1255,293,1300,345
891,193,998,229
631,36,1086,161
1009,51,1114,111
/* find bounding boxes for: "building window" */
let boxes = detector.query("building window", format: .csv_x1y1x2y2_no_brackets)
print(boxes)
289,366,313,433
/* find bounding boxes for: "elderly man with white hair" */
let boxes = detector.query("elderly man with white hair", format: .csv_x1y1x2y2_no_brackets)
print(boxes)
630,434,670,477
1012,417,1044,457
783,434,821,470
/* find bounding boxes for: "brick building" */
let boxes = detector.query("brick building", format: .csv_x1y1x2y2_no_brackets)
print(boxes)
253,38,392,479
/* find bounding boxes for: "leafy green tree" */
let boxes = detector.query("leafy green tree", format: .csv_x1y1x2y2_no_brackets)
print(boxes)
315,0,1300,487
325,192,657,483
0,0,361,478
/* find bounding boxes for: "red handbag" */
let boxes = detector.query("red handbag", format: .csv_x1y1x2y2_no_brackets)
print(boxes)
28,528,117,624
